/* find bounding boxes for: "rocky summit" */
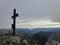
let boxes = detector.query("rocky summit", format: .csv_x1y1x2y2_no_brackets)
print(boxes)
0,32,36,45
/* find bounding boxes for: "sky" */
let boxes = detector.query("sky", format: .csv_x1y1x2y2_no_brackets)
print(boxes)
0,0,60,28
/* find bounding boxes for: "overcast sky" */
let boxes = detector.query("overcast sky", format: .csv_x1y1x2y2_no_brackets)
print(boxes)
0,0,60,28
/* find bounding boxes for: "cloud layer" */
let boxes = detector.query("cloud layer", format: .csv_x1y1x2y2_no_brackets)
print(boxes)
0,0,60,28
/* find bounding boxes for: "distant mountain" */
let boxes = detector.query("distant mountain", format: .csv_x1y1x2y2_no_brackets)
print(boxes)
16,28,32,36
31,31,52,45
0,28,60,36
16,28,60,36
32,28,60,33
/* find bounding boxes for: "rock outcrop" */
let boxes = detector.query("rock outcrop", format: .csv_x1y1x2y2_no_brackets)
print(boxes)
45,32,60,45
0,32,36,45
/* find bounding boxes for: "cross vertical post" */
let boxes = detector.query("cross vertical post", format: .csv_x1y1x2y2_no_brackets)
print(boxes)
12,9,18,36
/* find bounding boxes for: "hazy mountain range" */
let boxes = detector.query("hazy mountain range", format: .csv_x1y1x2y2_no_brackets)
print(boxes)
16,28,60,45
16,28,60,36
0,28,60,45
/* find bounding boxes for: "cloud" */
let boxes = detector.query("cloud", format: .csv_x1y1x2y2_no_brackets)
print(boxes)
0,0,60,28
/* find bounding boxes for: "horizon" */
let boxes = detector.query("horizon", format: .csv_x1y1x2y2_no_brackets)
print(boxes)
0,27,60,29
